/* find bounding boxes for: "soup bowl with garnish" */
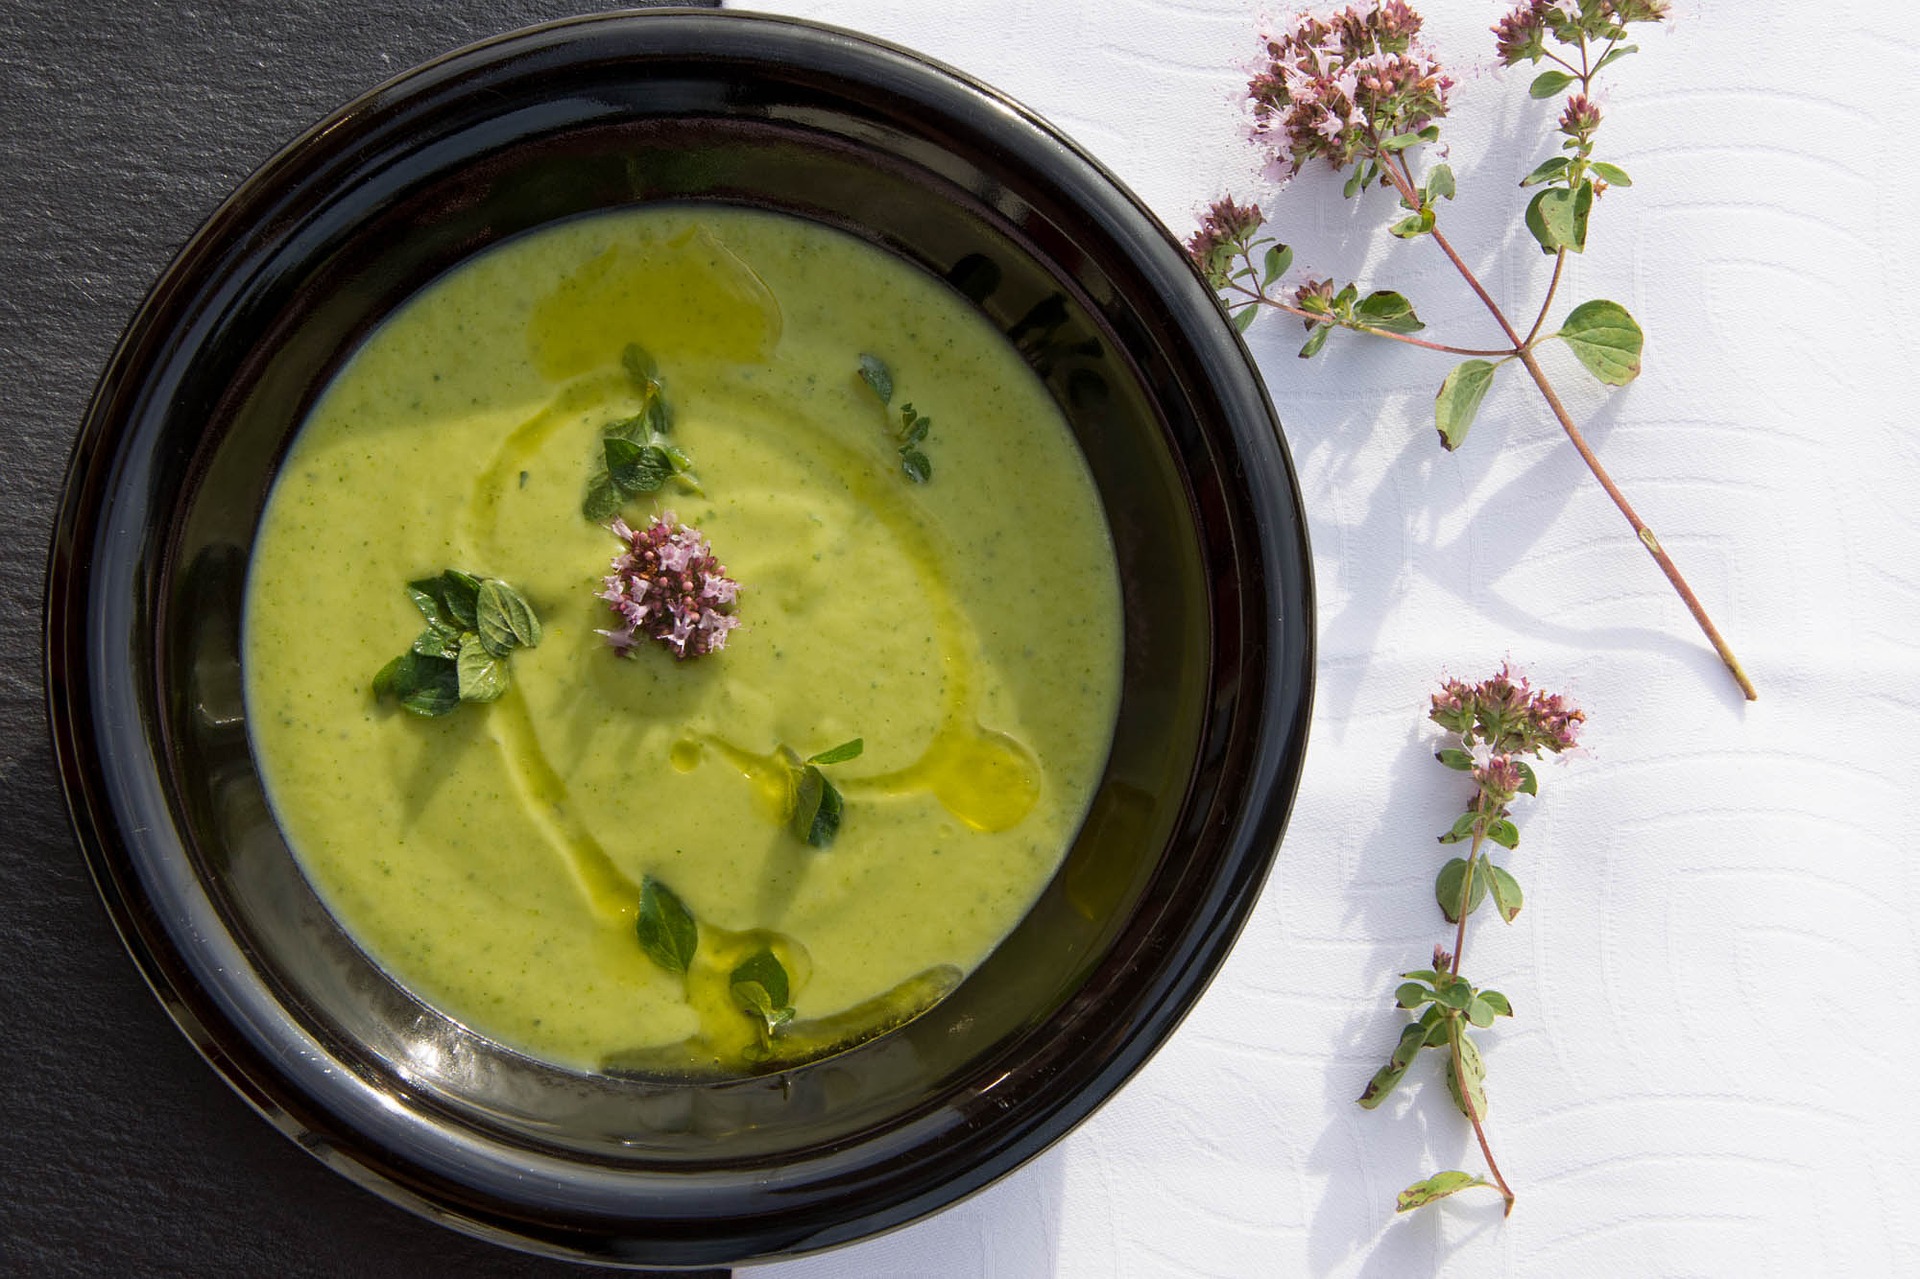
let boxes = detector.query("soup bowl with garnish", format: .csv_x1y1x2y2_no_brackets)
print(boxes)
45,9,1313,1268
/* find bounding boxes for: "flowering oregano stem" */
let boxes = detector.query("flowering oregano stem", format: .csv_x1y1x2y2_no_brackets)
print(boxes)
1371,145,1758,701
1222,270,1508,358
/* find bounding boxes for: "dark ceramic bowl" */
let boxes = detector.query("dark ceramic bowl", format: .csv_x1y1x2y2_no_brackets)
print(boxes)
44,9,1313,1269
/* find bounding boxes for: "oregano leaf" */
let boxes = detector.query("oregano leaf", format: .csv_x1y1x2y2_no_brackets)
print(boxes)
477,579,542,656
1488,863,1524,923
1425,163,1455,202
857,353,893,405
1446,1029,1488,1119
1395,981,1429,1009
789,764,846,847
1591,43,1638,75
1232,305,1257,334
1435,747,1474,771
440,570,482,631
456,633,509,703
807,738,865,766
1557,299,1644,385
1590,160,1633,187
1513,760,1539,795
635,876,699,976
1529,68,1574,98
1357,1021,1431,1108
1396,1171,1493,1212
1486,819,1520,850
1434,359,1497,451
1354,290,1424,333
1298,324,1332,359
1519,156,1570,188
1435,857,1488,923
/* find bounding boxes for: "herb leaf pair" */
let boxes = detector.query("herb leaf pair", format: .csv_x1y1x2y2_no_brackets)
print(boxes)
856,354,934,483
786,738,863,848
731,947,797,1060
374,570,541,716
632,877,799,1063
583,342,701,520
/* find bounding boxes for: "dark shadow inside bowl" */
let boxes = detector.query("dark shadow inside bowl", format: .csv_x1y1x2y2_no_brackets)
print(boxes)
52,12,1311,1266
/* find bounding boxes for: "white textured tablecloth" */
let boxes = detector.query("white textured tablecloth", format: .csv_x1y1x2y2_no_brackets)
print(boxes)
743,1,1920,1274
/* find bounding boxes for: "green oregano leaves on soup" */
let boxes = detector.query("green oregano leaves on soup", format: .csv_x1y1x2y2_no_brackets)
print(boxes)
583,342,701,520
856,353,934,483
635,876,699,978
373,570,541,715
786,738,863,848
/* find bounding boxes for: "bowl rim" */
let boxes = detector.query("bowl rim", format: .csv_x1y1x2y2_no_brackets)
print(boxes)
43,7,1316,1266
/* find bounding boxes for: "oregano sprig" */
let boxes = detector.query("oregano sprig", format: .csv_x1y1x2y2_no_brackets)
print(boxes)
1189,0,1757,701
856,354,934,482
786,737,863,848
372,569,541,715
1357,665,1585,1216
583,342,700,520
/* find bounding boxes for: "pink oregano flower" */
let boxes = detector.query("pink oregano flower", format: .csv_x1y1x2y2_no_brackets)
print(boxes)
1249,1,1452,177
597,514,741,659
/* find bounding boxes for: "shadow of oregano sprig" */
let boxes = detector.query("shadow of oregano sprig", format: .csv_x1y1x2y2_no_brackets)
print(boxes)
1357,664,1585,1216
1188,0,1757,702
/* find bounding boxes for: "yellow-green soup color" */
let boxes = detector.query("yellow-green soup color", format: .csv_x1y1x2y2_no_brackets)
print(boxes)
244,206,1123,1074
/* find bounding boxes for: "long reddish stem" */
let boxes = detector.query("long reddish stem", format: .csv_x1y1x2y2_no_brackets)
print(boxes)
1369,146,1757,700
1445,828,1516,1214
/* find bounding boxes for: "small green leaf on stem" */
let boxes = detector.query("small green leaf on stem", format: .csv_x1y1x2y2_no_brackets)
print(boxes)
1425,163,1456,202
1232,305,1258,334
1435,747,1474,771
1529,69,1574,98
1557,299,1644,385
1478,990,1514,1018
1380,129,1429,152
1590,161,1633,187
636,876,699,976
1396,1170,1493,1212
1388,208,1436,239
1436,857,1488,923
1435,359,1497,451
1488,863,1524,923
1395,981,1430,1009
789,764,846,847
477,578,543,656
1446,1028,1489,1119
1354,290,1424,334
1486,819,1520,851
1299,324,1332,359
1438,811,1480,845
1520,156,1570,188
1467,996,1498,1028
622,342,660,392
1592,44,1638,75
1513,760,1538,796
1262,244,1293,287
1525,182,1592,254
1358,1021,1431,1108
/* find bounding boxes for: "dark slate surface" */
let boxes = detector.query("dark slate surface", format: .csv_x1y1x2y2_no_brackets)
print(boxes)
0,4,723,1274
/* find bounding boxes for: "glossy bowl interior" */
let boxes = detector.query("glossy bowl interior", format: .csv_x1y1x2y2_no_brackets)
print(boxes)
45,10,1313,1268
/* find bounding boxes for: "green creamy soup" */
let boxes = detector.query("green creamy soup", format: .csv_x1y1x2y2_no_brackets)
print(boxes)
244,205,1123,1074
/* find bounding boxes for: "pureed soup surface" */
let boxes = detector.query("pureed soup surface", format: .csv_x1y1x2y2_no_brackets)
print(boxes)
244,205,1123,1075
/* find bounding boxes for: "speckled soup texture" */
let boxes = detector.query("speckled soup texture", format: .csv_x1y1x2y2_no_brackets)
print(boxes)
243,205,1123,1072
